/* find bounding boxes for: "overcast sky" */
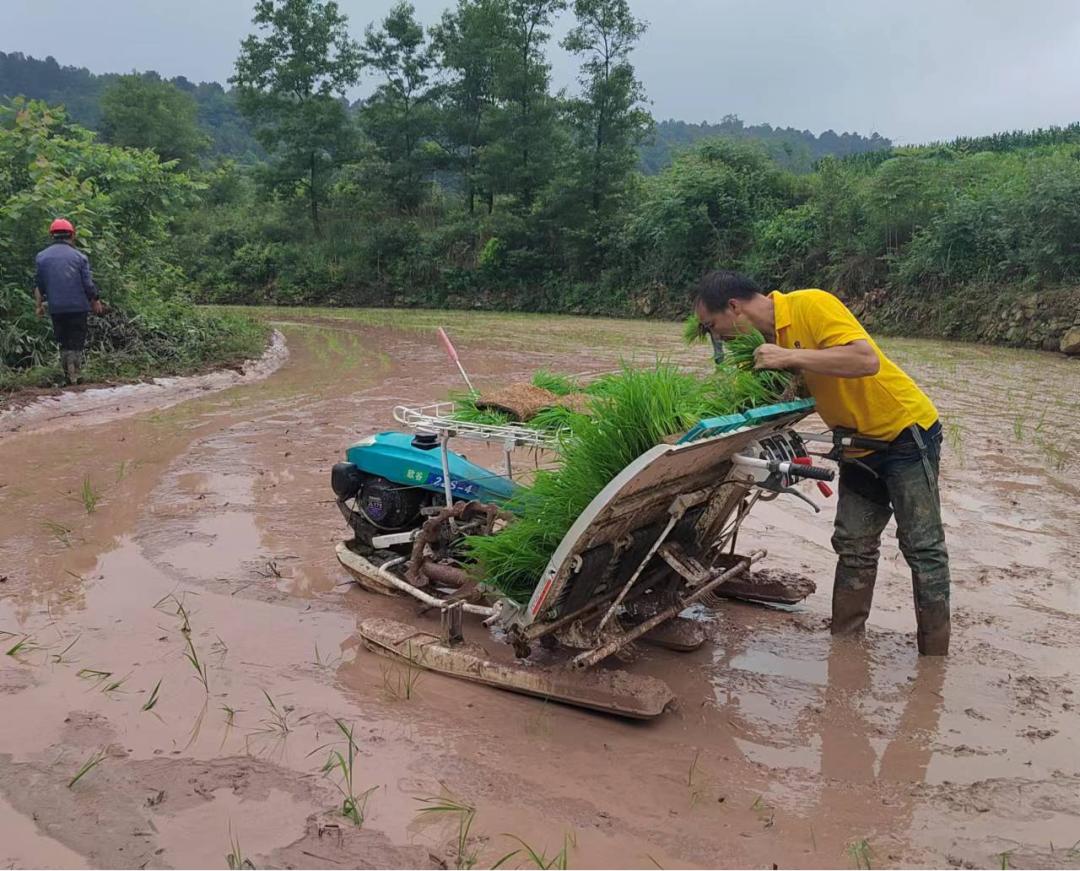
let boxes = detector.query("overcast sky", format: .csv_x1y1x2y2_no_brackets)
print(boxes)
4,0,1079,143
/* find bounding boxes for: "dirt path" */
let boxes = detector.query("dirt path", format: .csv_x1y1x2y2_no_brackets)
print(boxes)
1,310,1079,869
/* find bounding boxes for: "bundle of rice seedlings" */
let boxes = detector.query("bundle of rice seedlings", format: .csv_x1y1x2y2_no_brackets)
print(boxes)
720,329,795,398
531,369,581,396
447,391,512,426
683,313,709,345
528,405,590,436
466,356,793,600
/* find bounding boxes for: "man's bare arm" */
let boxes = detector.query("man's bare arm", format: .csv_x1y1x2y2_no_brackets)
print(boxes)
33,286,45,318
754,340,880,378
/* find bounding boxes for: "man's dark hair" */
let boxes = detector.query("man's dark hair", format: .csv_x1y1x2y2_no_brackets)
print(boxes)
693,270,764,312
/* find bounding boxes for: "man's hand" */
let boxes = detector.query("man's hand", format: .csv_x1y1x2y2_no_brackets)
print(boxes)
753,343,795,370
91,299,106,316
35,301,45,319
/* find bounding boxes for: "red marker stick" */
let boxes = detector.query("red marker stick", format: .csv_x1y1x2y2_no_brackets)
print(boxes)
437,327,476,395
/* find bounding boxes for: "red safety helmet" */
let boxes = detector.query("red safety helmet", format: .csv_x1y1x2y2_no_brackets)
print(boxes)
49,218,75,236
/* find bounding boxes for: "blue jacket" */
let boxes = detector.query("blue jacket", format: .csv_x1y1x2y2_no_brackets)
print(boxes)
35,242,98,314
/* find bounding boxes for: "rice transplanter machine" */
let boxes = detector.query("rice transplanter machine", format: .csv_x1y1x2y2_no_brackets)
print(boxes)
332,396,837,718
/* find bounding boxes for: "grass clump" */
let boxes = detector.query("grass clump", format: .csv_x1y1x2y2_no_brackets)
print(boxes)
465,347,793,599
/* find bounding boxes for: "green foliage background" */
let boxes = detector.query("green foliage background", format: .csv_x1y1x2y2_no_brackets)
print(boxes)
0,100,264,391
4,0,1080,395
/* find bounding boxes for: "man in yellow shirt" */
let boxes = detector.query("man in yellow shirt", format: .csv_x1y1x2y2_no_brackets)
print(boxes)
693,270,950,655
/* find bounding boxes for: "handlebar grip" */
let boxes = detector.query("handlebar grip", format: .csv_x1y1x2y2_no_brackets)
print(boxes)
787,463,835,482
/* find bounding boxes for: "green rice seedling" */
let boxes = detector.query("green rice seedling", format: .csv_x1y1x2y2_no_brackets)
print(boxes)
751,795,775,828
183,701,209,751
415,791,478,870
79,475,100,514
5,635,38,657
531,370,581,396
102,674,129,695
211,636,229,663
496,832,574,870
68,748,108,788
687,749,706,808
43,519,73,547
318,719,377,827
226,823,256,869
1037,438,1069,472
847,838,873,870
142,679,163,711
312,641,343,668
153,592,193,634
76,667,113,688
381,655,422,701
183,636,209,693
220,705,242,749
1012,414,1025,441
258,690,290,736
997,850,1013,870
224,825,255,871
946,421,966,466
50,634,81,664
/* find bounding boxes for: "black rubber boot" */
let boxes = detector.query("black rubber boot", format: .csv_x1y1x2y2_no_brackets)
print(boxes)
831,585,874,635
916,600,950,656
62,351,78,385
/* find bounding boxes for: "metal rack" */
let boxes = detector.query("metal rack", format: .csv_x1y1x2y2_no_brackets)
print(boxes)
393,402,565,450
393,402,564,502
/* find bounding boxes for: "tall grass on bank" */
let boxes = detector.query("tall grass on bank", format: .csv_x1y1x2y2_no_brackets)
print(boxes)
465,341,792,599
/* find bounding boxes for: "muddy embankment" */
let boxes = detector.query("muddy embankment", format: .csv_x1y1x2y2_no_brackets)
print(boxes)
1,309,1079,869
849,284,1080,354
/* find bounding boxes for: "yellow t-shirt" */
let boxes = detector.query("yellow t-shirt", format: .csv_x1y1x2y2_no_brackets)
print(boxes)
771,289,938,441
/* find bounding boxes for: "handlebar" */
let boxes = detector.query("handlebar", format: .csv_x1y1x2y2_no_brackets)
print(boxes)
799,430,891,453
785,462,835,482
845,435,891,452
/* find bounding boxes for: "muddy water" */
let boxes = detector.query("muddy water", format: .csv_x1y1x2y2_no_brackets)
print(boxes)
1,309,1079,870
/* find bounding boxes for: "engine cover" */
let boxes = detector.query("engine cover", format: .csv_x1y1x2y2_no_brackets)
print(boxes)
356,475,426,530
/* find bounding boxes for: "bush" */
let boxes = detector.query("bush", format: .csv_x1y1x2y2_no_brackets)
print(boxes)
0,99,264,388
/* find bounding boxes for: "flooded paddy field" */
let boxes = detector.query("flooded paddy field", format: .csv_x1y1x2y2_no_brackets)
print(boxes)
2,308,1079,869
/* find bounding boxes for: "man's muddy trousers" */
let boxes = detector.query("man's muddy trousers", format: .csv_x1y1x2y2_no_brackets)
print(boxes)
830,421,951,655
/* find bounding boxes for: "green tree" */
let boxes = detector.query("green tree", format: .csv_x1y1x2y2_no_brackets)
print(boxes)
560,0,651,264
358,1,438,213
231,0,362,235
488,0,566,210
622,139,794,287
431,0,505,214
99,74,209,167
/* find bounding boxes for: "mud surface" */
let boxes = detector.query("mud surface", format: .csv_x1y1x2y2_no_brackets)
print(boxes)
1,309,1079,869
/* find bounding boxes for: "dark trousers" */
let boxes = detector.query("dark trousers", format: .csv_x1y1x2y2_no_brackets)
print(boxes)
51,311,89,352
831,421,951,653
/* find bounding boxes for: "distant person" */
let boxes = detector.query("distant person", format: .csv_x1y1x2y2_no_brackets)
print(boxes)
693,270,950,655
33,218,104,384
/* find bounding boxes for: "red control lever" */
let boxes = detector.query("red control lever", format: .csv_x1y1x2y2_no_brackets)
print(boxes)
792,456,833,498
